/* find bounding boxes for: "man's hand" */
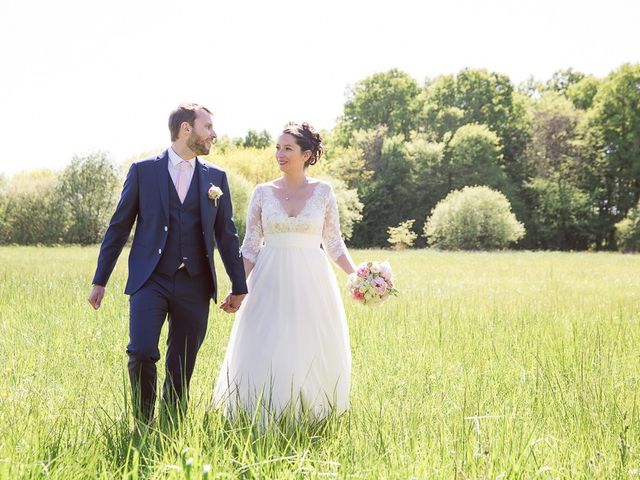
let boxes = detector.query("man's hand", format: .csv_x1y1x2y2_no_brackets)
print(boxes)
219,293,246,314
88,285,106,310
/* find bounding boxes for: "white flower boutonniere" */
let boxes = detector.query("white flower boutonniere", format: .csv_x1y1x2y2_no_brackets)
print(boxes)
208,184,223,206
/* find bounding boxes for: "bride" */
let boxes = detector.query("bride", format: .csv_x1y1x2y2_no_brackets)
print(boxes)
213,122,356,420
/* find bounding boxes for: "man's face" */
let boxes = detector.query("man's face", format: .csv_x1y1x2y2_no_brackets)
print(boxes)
186,110,217,156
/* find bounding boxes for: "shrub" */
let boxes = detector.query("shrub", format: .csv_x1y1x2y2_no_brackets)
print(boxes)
323,177,363,242
58,152,120,245
227,171,253,242
208,147,279,185
446,123,507,191
387,219,417,249
0,171,68,244
615,201,640,252
243,129,272,149
424,186,525,250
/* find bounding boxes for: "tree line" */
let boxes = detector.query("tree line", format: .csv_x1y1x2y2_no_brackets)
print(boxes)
1,63,639,251
328,64,640,251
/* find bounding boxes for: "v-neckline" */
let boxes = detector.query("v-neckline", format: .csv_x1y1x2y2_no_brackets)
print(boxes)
269,182,320,218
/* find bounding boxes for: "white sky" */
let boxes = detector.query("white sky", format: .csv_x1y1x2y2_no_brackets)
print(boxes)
1,0,638,176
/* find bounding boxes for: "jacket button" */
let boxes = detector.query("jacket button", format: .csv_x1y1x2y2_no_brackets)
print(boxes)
164,226,168,231
158,249,162,254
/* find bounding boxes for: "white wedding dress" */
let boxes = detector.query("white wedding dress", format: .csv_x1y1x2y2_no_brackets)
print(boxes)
213,181,351,419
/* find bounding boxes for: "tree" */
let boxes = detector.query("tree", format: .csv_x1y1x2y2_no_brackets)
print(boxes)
521,93,596,249
420,70,533,230
243,129,272,149
527,175,595,250
527,93,580,178
566,76,600,110
58,152,120,244
545,68,586,95
430,106,465,140
585,63,640,248
406,135,448,239
336,69,422,144
421,69,531,180
445,124,508,191
316,142,373,191
350,133,418,247
424,186,525,250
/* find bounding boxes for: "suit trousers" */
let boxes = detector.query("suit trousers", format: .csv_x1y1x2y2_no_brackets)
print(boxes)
127,268,213,423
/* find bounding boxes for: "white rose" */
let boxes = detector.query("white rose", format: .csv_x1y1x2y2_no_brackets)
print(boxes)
379,261,392,280
208,184,224,205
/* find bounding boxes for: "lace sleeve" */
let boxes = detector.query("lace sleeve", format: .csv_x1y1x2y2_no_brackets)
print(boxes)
322,183,348,262
240,185,264,263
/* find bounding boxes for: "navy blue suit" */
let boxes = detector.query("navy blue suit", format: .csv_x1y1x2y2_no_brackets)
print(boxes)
92,150,248,422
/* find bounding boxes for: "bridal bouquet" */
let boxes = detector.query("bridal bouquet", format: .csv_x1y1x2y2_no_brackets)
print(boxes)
347,261,398,305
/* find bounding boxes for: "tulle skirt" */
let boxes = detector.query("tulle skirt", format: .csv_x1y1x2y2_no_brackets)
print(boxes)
212,233,351,419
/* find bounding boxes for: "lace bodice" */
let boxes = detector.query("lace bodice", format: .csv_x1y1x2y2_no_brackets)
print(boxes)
241,181,348,263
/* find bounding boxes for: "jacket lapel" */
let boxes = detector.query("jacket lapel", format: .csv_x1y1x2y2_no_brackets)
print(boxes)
155,150,170,221
197,159,214,244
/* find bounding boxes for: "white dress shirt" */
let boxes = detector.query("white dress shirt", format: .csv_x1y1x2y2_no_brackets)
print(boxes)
168,147,196,193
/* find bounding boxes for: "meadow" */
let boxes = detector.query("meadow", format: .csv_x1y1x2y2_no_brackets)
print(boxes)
0,246,639,479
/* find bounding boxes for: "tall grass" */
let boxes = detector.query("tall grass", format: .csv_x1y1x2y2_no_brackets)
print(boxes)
1,247,639,478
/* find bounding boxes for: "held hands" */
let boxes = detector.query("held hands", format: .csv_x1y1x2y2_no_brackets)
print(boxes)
219,293,246,314
89,286,245,313
88,285,106,310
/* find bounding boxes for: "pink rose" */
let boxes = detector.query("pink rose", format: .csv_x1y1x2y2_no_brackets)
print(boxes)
357,265,370,278
352,290,365,301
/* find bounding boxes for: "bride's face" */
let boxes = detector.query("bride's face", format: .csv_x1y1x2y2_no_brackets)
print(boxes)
275,134,311,173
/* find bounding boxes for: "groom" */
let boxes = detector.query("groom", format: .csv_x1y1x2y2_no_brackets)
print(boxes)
88,103,247,425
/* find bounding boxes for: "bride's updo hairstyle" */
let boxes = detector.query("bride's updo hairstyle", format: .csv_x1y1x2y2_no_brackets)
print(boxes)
282,122,324,167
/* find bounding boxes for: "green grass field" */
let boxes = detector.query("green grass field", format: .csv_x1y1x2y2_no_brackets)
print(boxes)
1,246,639,479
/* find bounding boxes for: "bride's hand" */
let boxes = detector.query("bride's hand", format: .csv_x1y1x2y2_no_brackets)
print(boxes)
220,293,246,314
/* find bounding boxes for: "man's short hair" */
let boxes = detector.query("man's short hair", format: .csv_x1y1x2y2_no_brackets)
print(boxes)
168,103,213,141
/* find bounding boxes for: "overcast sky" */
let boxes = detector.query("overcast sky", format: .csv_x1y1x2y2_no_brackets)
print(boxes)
1,0,638,175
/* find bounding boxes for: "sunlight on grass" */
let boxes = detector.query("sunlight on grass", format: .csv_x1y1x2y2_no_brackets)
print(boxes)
1,247,639,478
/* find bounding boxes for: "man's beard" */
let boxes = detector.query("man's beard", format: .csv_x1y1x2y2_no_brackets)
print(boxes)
187,134,211,156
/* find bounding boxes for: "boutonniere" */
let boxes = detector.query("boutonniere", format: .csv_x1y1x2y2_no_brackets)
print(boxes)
208,183,223,206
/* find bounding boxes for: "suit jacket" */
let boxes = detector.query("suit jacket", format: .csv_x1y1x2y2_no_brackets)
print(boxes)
92,149,248,302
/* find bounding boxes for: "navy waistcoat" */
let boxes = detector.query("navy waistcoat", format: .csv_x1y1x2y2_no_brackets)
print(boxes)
155,170,209,277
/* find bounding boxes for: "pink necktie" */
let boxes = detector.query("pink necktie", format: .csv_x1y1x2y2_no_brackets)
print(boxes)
176,161,190,203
